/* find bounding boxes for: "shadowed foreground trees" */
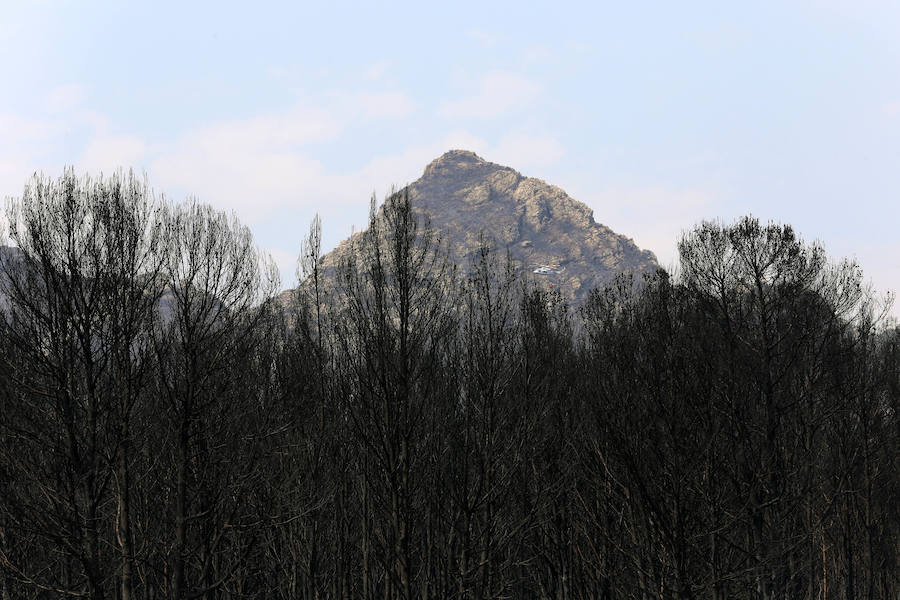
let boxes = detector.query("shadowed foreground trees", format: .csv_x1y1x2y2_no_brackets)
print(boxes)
0,173,897,600
0,172,279,600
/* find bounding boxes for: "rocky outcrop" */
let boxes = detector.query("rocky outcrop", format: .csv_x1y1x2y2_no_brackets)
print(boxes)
307,150,658,306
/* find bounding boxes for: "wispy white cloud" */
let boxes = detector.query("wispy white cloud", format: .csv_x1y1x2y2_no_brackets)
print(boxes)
490,134,564,170
178,107,341,153
0,156,34,202
339,90,415,119
0,108,104,203
466,29,506,48
438,72,541,119
0,20,21,43
0,113,57,142
77,135,147,174
522,44,553,64
363,61,388,81
44,83,88,113
146,96,424,223
150,133,333,220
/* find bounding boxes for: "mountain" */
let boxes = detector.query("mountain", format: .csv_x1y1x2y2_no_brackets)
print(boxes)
305,150,658,306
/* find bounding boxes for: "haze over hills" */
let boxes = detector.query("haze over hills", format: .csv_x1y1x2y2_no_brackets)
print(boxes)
306,150,659,306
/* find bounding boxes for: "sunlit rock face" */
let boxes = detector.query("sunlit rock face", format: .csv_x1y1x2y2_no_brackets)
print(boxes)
297,149,659,307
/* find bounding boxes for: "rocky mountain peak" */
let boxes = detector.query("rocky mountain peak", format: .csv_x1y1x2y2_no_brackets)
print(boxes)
424,149,486,172
313,150,658,306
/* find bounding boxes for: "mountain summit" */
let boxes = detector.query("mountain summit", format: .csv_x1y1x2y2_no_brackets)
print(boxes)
316,150,658,305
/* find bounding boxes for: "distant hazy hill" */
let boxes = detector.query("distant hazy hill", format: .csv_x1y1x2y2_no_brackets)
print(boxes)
303,150,658,306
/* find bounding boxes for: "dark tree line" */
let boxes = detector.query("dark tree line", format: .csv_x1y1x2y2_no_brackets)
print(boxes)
0,171,897,599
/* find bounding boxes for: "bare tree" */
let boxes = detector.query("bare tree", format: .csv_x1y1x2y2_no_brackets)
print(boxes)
150,199,279,600
337,189,457,599
0,170,164,600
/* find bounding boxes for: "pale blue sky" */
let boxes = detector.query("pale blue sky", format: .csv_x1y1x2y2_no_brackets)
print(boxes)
1,0,898,315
